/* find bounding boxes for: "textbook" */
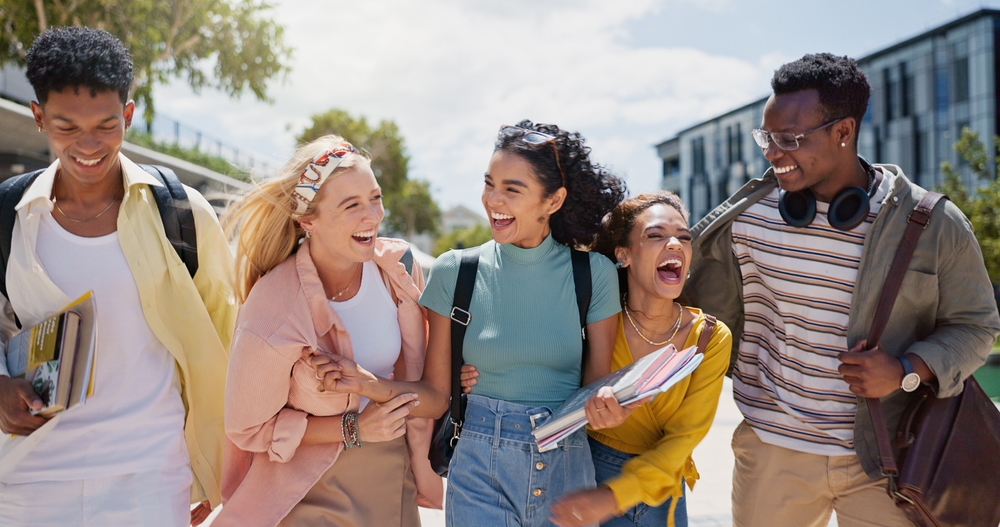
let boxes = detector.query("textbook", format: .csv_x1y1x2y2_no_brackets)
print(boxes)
5,292,97,417
531,343,703,451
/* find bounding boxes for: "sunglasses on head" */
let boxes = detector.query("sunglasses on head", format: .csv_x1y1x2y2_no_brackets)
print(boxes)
498,125,567,187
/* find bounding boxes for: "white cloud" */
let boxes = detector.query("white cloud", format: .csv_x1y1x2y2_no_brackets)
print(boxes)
154,0,774,210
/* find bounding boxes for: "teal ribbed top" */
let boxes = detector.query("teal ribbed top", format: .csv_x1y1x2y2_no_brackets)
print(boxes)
419,235,620,407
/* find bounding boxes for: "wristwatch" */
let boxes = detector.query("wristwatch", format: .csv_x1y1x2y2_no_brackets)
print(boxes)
899,355,921,392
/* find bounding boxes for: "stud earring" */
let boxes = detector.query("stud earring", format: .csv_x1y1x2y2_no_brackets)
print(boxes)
614,261,623,269
687,269,692,279
840,142,846,147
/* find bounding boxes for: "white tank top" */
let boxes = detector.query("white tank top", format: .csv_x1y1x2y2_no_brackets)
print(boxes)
330,260,401,409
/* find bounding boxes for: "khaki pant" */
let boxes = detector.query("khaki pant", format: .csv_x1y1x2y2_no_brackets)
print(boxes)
731,421,911,527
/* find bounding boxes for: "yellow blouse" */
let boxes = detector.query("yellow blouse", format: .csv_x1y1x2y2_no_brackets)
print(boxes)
588,308,731,515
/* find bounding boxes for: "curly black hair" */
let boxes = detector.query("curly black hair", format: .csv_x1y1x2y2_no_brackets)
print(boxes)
772,53,870,130
494,120,627,248
26,27,133,105
594,191,688,303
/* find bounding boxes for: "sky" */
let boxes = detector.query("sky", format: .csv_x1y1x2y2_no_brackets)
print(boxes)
153,0,1000,213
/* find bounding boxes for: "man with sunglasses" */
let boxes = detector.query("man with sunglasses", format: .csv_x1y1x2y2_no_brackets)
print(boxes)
681,53,999,526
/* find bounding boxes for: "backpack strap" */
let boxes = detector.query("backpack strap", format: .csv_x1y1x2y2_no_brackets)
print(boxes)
448,246,481,433
696,315,717,355
139,165,199,278
401,246,414,276
0,170,44,328
570,249,592,347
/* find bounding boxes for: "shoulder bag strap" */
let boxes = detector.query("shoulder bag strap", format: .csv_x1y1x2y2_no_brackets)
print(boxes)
449,246,481,427
696,315,717,355
570,249,592,348
864,191,947,479
139,164,199,278
0,170,44,328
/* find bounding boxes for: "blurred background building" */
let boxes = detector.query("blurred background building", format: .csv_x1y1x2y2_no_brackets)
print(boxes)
658,8,1000,222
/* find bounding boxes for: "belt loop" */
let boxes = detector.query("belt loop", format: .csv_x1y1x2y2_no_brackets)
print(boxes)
493,409,502,449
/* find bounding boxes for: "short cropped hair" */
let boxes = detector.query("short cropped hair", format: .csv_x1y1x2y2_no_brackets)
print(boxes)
25,27,133,105
771,53,870,127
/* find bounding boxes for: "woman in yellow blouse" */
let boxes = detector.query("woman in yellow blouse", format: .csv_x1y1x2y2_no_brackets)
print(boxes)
551,191,732,527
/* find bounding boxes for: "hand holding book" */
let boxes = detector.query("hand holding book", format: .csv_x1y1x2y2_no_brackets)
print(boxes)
584,385,651,431
0,377,49,436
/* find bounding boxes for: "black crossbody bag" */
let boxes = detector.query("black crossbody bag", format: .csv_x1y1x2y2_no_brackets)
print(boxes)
428,247,591,477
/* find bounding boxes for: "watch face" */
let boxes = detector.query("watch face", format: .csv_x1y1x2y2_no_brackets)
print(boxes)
901,372,921,392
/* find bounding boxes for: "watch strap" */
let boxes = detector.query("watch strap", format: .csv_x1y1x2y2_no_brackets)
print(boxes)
898,355,915,376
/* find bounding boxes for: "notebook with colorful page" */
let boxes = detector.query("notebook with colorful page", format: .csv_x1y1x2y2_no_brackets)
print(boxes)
531,343,702,451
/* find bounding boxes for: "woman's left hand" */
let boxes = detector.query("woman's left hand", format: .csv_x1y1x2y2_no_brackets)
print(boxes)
303,348,377,394
584,386,650,430
550,486,617,527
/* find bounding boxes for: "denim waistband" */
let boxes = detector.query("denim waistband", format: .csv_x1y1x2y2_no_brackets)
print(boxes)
462,394,563,445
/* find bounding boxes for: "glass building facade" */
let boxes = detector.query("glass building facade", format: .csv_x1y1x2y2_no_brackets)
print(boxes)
658,9,1000,222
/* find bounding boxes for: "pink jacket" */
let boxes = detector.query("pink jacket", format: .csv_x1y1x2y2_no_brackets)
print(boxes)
215,238,442,527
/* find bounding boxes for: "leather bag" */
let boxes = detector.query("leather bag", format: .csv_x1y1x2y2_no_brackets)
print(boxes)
864,191,1000,527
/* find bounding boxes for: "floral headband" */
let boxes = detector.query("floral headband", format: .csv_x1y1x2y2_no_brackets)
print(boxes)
291,143,361,216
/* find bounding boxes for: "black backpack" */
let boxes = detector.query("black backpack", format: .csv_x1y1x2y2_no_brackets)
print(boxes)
0,164,198,327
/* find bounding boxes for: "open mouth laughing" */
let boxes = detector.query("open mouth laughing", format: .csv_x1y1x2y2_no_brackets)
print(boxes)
656,256,684,283
352,228,375,245
491,211,514,229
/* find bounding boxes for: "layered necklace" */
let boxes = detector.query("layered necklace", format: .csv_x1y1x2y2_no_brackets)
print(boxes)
329,263,362,301
623,293,684,346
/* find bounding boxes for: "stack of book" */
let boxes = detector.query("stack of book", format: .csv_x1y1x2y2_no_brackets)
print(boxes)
5,292,97,417
532,343,702,451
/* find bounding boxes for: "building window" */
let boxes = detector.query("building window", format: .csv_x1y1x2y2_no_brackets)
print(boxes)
954,56,969,103
692,137,706,175
884,67,899,121
734,122,743,163
901,62,915,117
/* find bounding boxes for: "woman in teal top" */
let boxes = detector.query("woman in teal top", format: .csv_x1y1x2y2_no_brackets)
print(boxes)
420,120,629,527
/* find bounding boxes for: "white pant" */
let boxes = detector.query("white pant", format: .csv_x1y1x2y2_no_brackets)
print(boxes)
0,465,192,527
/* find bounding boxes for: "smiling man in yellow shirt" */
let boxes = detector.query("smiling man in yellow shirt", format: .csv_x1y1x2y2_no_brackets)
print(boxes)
0,27,235,527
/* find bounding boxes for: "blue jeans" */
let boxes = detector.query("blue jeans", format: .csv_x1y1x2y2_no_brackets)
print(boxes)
446,394,597,527
590,436,688,527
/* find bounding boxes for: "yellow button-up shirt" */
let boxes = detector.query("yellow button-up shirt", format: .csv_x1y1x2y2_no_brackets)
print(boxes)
0,154,237,506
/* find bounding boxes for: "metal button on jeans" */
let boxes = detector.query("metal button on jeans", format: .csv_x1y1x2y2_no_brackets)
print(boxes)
535,462,545,470
533,489,542,497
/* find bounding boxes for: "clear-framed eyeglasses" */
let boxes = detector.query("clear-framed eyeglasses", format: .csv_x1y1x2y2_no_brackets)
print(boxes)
751,117,844,152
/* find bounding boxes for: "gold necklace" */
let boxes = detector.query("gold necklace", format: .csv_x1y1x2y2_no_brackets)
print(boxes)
623,294,684,346
53,193,122,223
329,263,362,301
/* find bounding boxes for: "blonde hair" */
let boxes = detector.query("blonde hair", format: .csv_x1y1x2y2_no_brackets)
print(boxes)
224,135,371,302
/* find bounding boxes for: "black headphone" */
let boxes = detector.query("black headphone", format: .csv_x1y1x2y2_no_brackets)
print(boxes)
777,156,878,231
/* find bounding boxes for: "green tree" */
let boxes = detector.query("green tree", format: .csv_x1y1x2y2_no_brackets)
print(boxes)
0,0,291,121
297,108,441,237
433,224,492,257
938,127,1000,283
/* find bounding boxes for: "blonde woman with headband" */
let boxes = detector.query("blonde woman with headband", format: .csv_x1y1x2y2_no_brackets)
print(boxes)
214,136,444,527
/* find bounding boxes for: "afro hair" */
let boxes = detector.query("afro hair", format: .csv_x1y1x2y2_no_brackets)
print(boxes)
25,26,133,105
771,53,870,127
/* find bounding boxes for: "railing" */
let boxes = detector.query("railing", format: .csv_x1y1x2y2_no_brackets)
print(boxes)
134,107,276,179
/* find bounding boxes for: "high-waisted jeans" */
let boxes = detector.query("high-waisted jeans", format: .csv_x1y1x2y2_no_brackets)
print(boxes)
446,394,597,527
590,436,687,527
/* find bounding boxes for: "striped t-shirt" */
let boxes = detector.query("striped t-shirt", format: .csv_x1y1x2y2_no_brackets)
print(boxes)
731,171,891,456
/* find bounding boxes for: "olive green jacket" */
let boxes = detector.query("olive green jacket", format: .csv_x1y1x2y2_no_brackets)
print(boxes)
680,163,1000,480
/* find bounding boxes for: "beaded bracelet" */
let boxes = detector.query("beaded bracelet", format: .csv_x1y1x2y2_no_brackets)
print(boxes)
341,411,362,448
